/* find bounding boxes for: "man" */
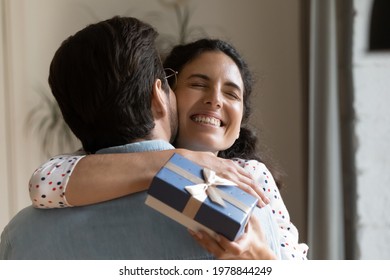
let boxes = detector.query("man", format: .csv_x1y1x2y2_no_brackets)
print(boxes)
0,16,279,259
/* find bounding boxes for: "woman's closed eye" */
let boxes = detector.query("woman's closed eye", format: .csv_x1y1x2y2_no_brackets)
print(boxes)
224,90,241,101
190,82,208,89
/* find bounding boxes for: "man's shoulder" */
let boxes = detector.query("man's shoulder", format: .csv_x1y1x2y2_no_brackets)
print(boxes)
7,194,146,230
5,205,37,225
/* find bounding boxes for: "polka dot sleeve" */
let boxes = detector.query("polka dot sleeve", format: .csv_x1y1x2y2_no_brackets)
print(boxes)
233,158,309,260
29,151,86,208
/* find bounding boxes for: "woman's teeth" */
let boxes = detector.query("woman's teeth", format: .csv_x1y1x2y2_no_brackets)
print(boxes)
192,115,221,127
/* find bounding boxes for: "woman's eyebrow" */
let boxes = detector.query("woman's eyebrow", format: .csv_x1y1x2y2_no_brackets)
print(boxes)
187,73,210,80
225,81,242,92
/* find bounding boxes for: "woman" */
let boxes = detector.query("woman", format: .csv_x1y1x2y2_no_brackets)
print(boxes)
29,39,308,260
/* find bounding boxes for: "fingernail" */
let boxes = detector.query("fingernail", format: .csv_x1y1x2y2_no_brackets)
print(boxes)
257,201,265,208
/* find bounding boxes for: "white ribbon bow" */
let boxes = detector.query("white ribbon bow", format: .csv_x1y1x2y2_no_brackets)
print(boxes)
184,168,237,207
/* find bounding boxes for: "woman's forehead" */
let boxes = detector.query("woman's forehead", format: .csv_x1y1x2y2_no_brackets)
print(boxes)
180,52,243,86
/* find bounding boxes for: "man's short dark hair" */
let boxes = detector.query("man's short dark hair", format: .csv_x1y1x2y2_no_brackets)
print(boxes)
49,16,169,153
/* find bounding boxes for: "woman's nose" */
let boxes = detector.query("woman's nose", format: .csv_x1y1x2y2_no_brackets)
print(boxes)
203,89,222,108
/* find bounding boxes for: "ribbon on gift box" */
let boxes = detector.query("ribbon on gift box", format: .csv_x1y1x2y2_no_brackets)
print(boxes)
165,161,252,219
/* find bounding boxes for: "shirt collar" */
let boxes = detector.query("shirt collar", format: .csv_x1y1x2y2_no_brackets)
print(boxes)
96,140,174,154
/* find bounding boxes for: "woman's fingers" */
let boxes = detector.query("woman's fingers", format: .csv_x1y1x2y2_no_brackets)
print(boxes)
189,229,249,259
189,230,227,259
216,159,270,207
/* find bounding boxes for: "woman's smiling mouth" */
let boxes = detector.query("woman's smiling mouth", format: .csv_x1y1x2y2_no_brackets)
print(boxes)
191,114,222,127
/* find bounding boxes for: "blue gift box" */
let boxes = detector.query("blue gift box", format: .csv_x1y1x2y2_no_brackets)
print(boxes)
145,153,258,241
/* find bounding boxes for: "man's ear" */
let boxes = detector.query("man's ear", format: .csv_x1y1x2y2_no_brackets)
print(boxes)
151,79,168,119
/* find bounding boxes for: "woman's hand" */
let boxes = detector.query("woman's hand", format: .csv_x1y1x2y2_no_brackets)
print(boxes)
176,149,270,207
189,215,277,260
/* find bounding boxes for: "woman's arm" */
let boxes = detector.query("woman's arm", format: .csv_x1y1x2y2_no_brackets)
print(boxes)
29,152,85,208
30,149,269,208
190,215,278,260
240,160,309,260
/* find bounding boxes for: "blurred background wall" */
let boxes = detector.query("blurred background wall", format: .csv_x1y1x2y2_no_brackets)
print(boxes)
353,0,390,259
